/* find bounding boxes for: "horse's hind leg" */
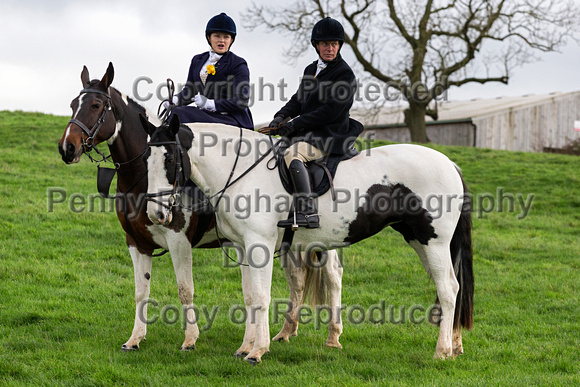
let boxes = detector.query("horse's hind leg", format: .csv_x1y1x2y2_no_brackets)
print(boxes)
453,326,463,357
272,251,307,343
122,246,153,350
169,240,199,351
409,240,459,359
321,250,343,349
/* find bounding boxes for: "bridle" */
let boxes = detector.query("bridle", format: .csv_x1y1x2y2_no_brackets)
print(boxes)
68,87,148,187
145,134,187,213
66,85,171,257
146,127,276,214
68,88,113,163
145,127,278,266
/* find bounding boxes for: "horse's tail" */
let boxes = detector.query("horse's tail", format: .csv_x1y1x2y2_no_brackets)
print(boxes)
302,251,328,307
449,169,474,330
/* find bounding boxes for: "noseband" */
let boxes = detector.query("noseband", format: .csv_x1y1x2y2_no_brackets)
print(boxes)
68,88,112,157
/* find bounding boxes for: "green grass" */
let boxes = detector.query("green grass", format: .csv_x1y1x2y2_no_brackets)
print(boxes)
1,110,579,385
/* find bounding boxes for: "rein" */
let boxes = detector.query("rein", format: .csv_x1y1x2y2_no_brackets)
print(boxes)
147,127,275,213
157,79,176,125
146,127,278,267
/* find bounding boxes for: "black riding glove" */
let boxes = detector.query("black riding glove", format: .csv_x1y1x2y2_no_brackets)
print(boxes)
272,121,297,137
268,115,285,128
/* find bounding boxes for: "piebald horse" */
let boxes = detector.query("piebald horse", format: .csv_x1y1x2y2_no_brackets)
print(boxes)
58,63,343,353
143,115,474,364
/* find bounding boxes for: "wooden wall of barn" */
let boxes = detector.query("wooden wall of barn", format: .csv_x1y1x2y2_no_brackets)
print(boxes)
362,91,580,152
473,92,580,152
364,122,475,146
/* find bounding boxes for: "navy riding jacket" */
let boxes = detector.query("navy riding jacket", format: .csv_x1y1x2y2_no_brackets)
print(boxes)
176,51,253,129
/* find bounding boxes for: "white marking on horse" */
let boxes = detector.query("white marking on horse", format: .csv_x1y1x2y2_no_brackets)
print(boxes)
62,93,86,152
107,120,122,145
146,146,173,224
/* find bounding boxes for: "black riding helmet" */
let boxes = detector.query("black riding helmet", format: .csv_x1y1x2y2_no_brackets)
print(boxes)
311,17,345,54
205,12,237,46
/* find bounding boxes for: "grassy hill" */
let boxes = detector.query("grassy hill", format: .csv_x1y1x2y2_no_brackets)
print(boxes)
0,110,578,385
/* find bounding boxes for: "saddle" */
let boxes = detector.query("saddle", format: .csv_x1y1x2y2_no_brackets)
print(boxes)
277,144,360,200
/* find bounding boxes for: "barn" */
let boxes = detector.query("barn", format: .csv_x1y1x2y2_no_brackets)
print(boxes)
353,91,580,153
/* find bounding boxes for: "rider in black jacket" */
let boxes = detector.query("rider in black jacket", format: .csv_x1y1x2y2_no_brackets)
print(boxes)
260,17,363,229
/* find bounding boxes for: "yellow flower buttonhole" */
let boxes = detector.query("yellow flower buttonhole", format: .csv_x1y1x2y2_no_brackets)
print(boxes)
207,64,216,76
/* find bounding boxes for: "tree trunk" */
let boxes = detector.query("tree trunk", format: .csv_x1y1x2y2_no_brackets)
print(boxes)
404,102,429,143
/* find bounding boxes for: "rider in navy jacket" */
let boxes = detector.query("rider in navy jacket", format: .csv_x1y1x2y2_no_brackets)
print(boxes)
167,13,253,130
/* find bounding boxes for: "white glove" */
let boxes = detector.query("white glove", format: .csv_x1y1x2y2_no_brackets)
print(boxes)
162,96,179,110
194,93,216,112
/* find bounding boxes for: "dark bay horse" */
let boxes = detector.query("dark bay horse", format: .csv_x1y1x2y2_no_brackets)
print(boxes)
58,63,344,353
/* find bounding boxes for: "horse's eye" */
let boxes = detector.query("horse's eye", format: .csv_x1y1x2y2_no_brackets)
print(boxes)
91,104,100,110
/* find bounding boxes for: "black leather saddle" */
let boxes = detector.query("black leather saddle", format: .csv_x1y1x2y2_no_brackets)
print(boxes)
277,144,360,199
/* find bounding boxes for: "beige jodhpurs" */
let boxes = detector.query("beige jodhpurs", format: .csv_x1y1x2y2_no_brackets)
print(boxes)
283,141,327,167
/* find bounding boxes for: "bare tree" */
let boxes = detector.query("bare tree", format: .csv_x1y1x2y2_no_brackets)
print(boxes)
242,0,579,142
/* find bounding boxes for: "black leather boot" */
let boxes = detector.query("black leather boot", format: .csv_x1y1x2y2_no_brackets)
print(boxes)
278,160,320,229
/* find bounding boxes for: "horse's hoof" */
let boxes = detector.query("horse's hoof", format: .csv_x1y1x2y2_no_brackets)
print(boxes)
234,351,248,359
181,345,195,351
272,336,289,343
244,357,260,366
121,344,139,351
325,342,342,349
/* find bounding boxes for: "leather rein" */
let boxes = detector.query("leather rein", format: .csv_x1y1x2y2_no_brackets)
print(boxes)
146,127,276,214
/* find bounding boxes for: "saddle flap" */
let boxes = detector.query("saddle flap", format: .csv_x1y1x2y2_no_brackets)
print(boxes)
277,145,359,197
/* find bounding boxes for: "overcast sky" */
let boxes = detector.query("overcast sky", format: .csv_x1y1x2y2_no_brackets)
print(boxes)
1,0,579,125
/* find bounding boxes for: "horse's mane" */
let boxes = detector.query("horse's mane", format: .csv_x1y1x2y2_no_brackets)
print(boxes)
111,86,161,126
85,79,159,125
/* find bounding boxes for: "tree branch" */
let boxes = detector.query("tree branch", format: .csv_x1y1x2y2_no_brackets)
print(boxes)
386,0,417,48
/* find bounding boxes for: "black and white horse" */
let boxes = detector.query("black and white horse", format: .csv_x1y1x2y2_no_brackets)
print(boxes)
58,63,343,353
143,115,474,364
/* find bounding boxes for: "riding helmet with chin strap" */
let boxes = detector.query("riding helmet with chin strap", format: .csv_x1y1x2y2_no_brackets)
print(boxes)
205,12,237,46
311,17,345,54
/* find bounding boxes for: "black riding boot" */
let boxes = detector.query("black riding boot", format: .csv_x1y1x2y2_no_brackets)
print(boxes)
278,159,320,229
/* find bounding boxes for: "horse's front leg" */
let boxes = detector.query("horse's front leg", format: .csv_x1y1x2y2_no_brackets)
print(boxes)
122,245,152,350
169,237,199,351
234,262,257,357
241,239,275,365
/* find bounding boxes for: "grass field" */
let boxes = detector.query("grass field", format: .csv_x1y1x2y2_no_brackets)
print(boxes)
0,110,579,386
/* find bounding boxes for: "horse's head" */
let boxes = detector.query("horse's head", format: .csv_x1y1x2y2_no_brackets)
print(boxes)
141,114,192,225
58,62,118,164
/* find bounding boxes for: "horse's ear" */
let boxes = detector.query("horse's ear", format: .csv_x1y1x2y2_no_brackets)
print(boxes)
139,114,155,136
169,114,181,136
81,66,90,87
100,62,115,89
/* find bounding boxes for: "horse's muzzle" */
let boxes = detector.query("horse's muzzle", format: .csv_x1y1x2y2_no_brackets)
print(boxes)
149,209,173,225
59,142,80,164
